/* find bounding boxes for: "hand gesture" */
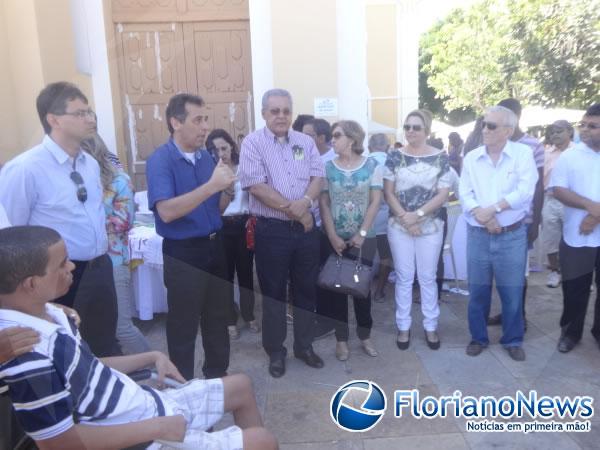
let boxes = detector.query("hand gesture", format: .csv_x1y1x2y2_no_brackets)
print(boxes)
407,224,422,236
284,198,310,221
474,206,495,226
0,327,40,364
401,211,420,228
299,211,314,232
329,234,347,256
586,202,600,220
348,233,365,249
159,415,187,442
209,159,237,192
153,352,186,386
580,214,600,235
484,217,501,234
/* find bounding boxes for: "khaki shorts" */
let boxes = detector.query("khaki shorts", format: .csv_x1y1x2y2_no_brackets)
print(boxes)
542,194,564,255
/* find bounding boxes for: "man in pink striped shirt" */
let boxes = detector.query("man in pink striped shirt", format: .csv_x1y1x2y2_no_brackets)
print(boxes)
239,89,325,378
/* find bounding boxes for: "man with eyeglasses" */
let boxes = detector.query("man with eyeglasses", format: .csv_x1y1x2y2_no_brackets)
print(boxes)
542,120,574,288
486,98,545,331
549,104,600,353
238,89,325,378
459,105,538,361
0,81,120,357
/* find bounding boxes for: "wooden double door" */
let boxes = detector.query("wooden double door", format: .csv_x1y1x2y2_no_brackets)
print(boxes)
112,0,253,188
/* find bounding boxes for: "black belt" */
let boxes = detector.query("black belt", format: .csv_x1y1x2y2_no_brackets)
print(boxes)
222,214,249,224
258,216,304,229
164,232,220,246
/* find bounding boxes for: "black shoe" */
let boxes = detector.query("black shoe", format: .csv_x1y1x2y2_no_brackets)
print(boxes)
506,346,526,361
268,357,286,378
396,330,410,350
424,330,440,350
487,314,502,326
466,341,485,356
294,348,324,368
557,336,577,353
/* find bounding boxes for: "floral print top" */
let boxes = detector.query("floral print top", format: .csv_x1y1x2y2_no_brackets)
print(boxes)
105,170,134,266
323,157,383,239
383,149,452,235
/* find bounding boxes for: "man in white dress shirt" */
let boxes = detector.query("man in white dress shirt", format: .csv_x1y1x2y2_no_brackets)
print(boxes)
550,104,600,353
459,105,538,361
0,82,120,357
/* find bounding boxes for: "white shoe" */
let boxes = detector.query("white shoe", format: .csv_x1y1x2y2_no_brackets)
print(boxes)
546,271,561,288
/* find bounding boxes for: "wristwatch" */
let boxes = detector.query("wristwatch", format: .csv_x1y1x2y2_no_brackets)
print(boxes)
416,209,425,218
495,203,502,213
359,229,367,237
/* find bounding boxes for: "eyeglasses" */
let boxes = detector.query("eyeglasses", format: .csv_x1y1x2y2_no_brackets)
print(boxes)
332,131,345,139
268,108,291,116
579,121,600,130
481,121,507,131
403,124,423,132
70,169,88,203
60,109,97,120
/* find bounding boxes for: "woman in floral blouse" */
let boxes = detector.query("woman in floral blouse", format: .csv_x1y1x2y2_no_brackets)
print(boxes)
83,134,150,354
319,120,383,361
384,110,452,351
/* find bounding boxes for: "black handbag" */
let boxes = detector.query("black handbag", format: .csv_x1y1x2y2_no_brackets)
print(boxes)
317,248,373,299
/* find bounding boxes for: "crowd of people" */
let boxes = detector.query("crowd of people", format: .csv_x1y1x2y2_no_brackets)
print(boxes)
0,80,599,449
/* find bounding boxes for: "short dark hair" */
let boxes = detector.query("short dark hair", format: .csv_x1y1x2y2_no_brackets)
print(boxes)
205,129,239,164
36,82,88,134
165,93,205,134
585,103,600,117
0,226,62,295
498,98,522,118
292,114,314,132
305,118,332,142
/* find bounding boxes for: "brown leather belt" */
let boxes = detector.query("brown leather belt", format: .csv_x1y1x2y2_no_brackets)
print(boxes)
494,220,523,234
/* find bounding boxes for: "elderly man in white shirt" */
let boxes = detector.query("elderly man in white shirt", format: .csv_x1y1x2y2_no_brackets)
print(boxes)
459,105,538,362
550,104,600,353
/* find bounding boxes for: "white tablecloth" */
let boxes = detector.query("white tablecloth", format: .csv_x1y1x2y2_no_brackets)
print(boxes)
129,226,168,320
443,214,468,281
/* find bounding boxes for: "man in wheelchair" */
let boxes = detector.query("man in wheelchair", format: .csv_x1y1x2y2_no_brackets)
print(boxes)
0,225,277,450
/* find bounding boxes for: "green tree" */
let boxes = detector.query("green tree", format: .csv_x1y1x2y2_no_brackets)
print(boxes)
420,0,600,116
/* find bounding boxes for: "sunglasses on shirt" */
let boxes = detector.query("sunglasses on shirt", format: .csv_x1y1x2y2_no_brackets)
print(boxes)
403,124,423,132
70,170,88,203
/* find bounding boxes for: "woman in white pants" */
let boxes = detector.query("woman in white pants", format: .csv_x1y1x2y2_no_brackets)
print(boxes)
383,110,452,350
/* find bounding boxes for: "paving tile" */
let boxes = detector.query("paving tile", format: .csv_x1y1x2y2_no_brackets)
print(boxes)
363,433,468,450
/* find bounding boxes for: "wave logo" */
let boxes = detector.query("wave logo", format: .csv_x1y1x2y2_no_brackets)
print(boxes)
330,380,387,432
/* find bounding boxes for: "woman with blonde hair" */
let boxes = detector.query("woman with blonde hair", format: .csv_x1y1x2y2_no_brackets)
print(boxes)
384,110,452,350
82,134,150,354
319,120,383,361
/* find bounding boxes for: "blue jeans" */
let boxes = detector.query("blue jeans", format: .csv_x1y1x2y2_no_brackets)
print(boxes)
467,224,527,347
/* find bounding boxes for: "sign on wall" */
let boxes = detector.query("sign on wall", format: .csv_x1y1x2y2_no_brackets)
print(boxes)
314,97,338,117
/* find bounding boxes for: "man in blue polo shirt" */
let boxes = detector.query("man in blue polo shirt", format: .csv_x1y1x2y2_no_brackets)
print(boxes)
146,93,236,380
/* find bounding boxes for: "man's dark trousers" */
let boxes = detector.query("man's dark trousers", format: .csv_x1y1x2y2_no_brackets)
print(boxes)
255,218,320,359
559,240,600,342
54,254,120,357
163,234,230,380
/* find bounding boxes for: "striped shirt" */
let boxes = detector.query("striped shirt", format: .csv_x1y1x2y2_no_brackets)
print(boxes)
238,127,325,220
0,304,163,441
517,133,544,224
